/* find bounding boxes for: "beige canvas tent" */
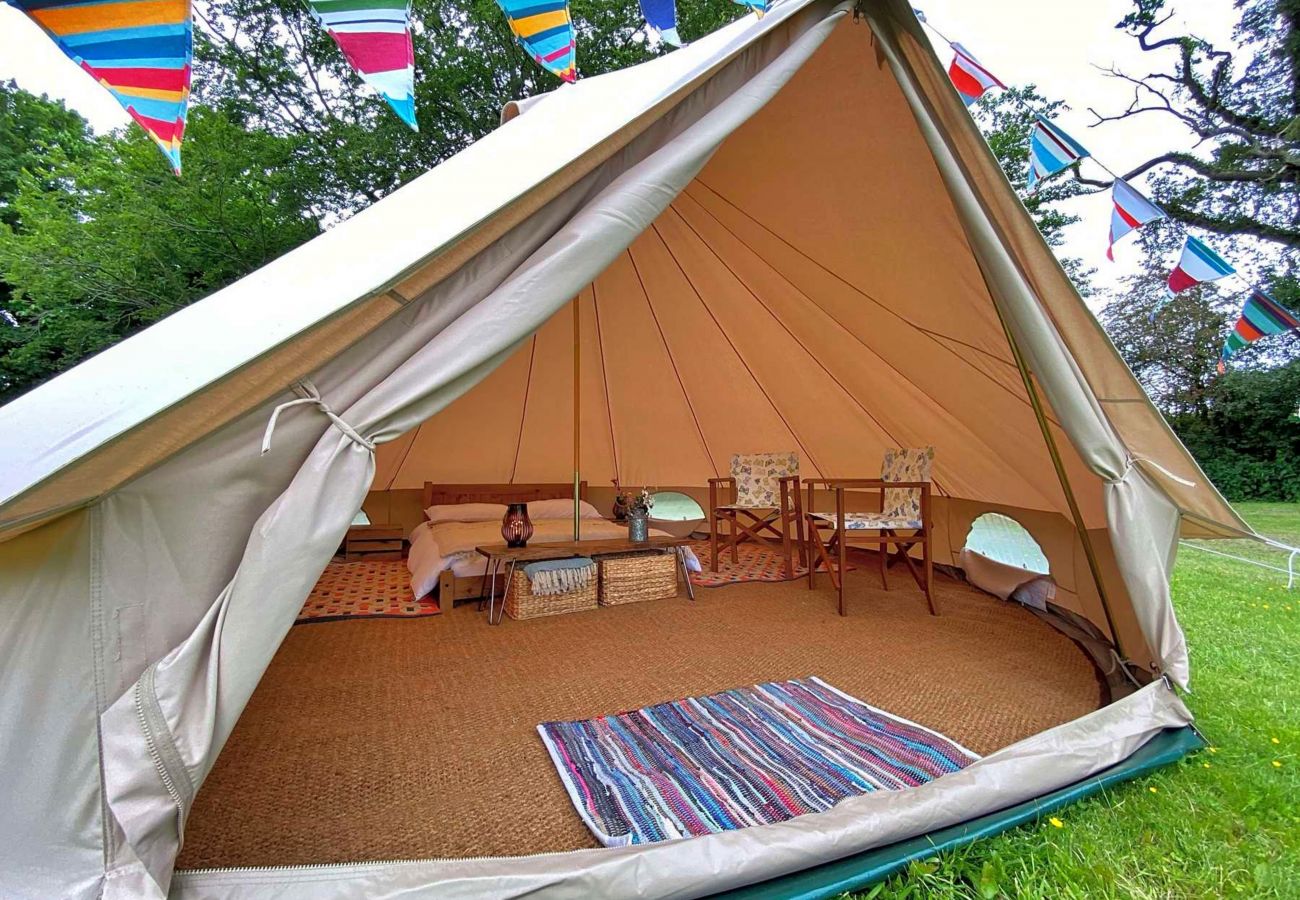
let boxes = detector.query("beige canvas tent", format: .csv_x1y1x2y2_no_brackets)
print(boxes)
0,1,1251,897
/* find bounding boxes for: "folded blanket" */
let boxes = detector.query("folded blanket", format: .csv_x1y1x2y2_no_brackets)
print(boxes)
523,557,595,596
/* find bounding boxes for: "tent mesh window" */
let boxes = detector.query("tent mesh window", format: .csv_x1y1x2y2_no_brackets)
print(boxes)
965,513,1051,575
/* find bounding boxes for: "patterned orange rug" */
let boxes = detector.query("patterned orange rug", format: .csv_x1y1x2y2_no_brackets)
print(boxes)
687,540,810,588
297,559,438,623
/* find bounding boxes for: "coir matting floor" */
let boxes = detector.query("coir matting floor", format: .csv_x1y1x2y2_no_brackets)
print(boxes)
178,564,1104,869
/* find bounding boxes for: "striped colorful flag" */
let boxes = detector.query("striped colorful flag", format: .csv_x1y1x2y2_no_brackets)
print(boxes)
1026,117,1089,192
10,0,192,174
639,0,681,47
948,43,1004,107
733,0,769,18
307,0,417,129
1168,236,1235,295
1219,289,1300,372
1107,179,1164,261
496,0,576,83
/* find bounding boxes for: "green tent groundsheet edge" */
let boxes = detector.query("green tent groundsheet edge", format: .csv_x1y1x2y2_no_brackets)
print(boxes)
713,725,1206,900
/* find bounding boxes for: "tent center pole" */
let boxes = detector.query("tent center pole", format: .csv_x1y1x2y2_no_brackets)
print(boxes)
574,300,581,541
994,311,1125,658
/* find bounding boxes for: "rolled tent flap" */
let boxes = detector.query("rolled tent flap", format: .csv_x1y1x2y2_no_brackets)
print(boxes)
97,5,852,894
860,0,1190,687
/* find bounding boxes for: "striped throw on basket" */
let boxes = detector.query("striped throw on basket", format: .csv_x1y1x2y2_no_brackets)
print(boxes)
538,676,979,846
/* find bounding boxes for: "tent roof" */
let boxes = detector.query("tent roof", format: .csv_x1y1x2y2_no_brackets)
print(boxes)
0,0,1249,542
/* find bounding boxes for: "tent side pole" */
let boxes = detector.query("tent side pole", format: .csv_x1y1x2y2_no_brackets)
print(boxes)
574,300,581,541
992,309,1125,657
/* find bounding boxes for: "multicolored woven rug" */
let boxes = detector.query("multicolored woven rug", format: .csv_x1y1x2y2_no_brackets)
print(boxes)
296,560,438,623
538,677,979,846
687,539,809,587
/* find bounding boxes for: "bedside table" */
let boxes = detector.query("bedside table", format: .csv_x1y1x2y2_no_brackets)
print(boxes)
342,524,405,561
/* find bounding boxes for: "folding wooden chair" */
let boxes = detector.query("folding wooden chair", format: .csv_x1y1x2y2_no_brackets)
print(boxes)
803,447,939,617
708,451,806,579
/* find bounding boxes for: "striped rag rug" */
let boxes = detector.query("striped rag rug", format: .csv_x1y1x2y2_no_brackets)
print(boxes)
538,676,979,846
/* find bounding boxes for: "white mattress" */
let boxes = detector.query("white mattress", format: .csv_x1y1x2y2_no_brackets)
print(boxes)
407,519,699,600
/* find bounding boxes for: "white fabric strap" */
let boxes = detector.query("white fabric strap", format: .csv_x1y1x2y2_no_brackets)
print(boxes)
1114,456,1196,488
261,380,376,455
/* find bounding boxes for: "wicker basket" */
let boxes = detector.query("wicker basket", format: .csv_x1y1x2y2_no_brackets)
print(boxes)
505,564,598,620
598,552,678,606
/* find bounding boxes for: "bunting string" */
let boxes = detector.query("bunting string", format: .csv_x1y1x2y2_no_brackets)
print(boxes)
913,6,1300,373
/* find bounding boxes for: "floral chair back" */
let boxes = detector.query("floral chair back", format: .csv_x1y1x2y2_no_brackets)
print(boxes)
731,452,800,508
880,447,935,520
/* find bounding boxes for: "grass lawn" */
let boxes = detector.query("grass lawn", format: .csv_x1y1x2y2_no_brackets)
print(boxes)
860,501,1300,899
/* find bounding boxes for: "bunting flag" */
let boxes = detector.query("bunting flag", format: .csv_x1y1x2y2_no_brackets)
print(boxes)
948,43,1004,107
1167,236,1235,295
639,0,681,47
1106,179,1164,261
1219,289,1300,372
733,0,768,18
1026,117,1089,192
9,0,192,174
496,0,576,82
307,0,417,129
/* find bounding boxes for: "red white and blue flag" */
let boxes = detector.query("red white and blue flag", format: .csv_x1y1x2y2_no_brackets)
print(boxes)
1167,236,1235,295
1026,117,1089,192
1106,179,1164,260
948,43,1004,107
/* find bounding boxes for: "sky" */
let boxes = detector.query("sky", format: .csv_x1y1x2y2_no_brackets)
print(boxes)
0,0,1246,300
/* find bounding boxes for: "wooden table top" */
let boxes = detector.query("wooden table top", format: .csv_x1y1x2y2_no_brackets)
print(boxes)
475,536,690,562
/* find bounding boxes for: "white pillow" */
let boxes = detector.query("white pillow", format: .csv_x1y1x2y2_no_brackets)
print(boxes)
424,502,507,524
527,498,605,520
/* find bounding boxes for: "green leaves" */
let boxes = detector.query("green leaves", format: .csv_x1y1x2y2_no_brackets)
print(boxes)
0,97,320,400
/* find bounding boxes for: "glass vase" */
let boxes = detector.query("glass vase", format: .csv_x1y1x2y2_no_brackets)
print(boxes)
501,503,533,548
627,509,649,542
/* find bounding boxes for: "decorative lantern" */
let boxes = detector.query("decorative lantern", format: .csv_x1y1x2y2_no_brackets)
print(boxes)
501,503,533,548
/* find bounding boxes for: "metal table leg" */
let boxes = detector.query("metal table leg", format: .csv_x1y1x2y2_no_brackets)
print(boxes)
491,560,516,625
484,558,499,620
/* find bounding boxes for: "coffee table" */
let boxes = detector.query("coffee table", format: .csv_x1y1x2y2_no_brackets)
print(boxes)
475,536,695,624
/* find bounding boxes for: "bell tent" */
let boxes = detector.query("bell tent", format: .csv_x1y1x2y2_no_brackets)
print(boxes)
0,1,1249,898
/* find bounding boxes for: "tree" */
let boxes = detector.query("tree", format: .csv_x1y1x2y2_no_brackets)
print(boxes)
0,81,96,231
1078,0,1299,251
192,0,742,217
1097,223,1236,416
1173,359,1300,502
0,104,321,401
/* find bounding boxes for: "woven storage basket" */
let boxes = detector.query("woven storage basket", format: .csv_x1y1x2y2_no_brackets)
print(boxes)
505,564,598,620
598,552,678,606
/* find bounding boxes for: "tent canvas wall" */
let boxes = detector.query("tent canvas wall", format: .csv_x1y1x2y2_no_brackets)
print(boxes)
0,1,1239,897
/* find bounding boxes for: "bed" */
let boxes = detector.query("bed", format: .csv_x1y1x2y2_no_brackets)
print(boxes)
409,482,700,608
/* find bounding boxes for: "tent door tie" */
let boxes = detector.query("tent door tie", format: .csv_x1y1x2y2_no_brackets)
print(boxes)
261,379,376,456
1113,456,1196,488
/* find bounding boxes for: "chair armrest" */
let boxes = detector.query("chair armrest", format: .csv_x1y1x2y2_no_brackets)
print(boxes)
818,479,930,490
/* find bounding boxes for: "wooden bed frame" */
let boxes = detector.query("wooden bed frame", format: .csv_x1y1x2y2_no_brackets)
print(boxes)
424,482,589,610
